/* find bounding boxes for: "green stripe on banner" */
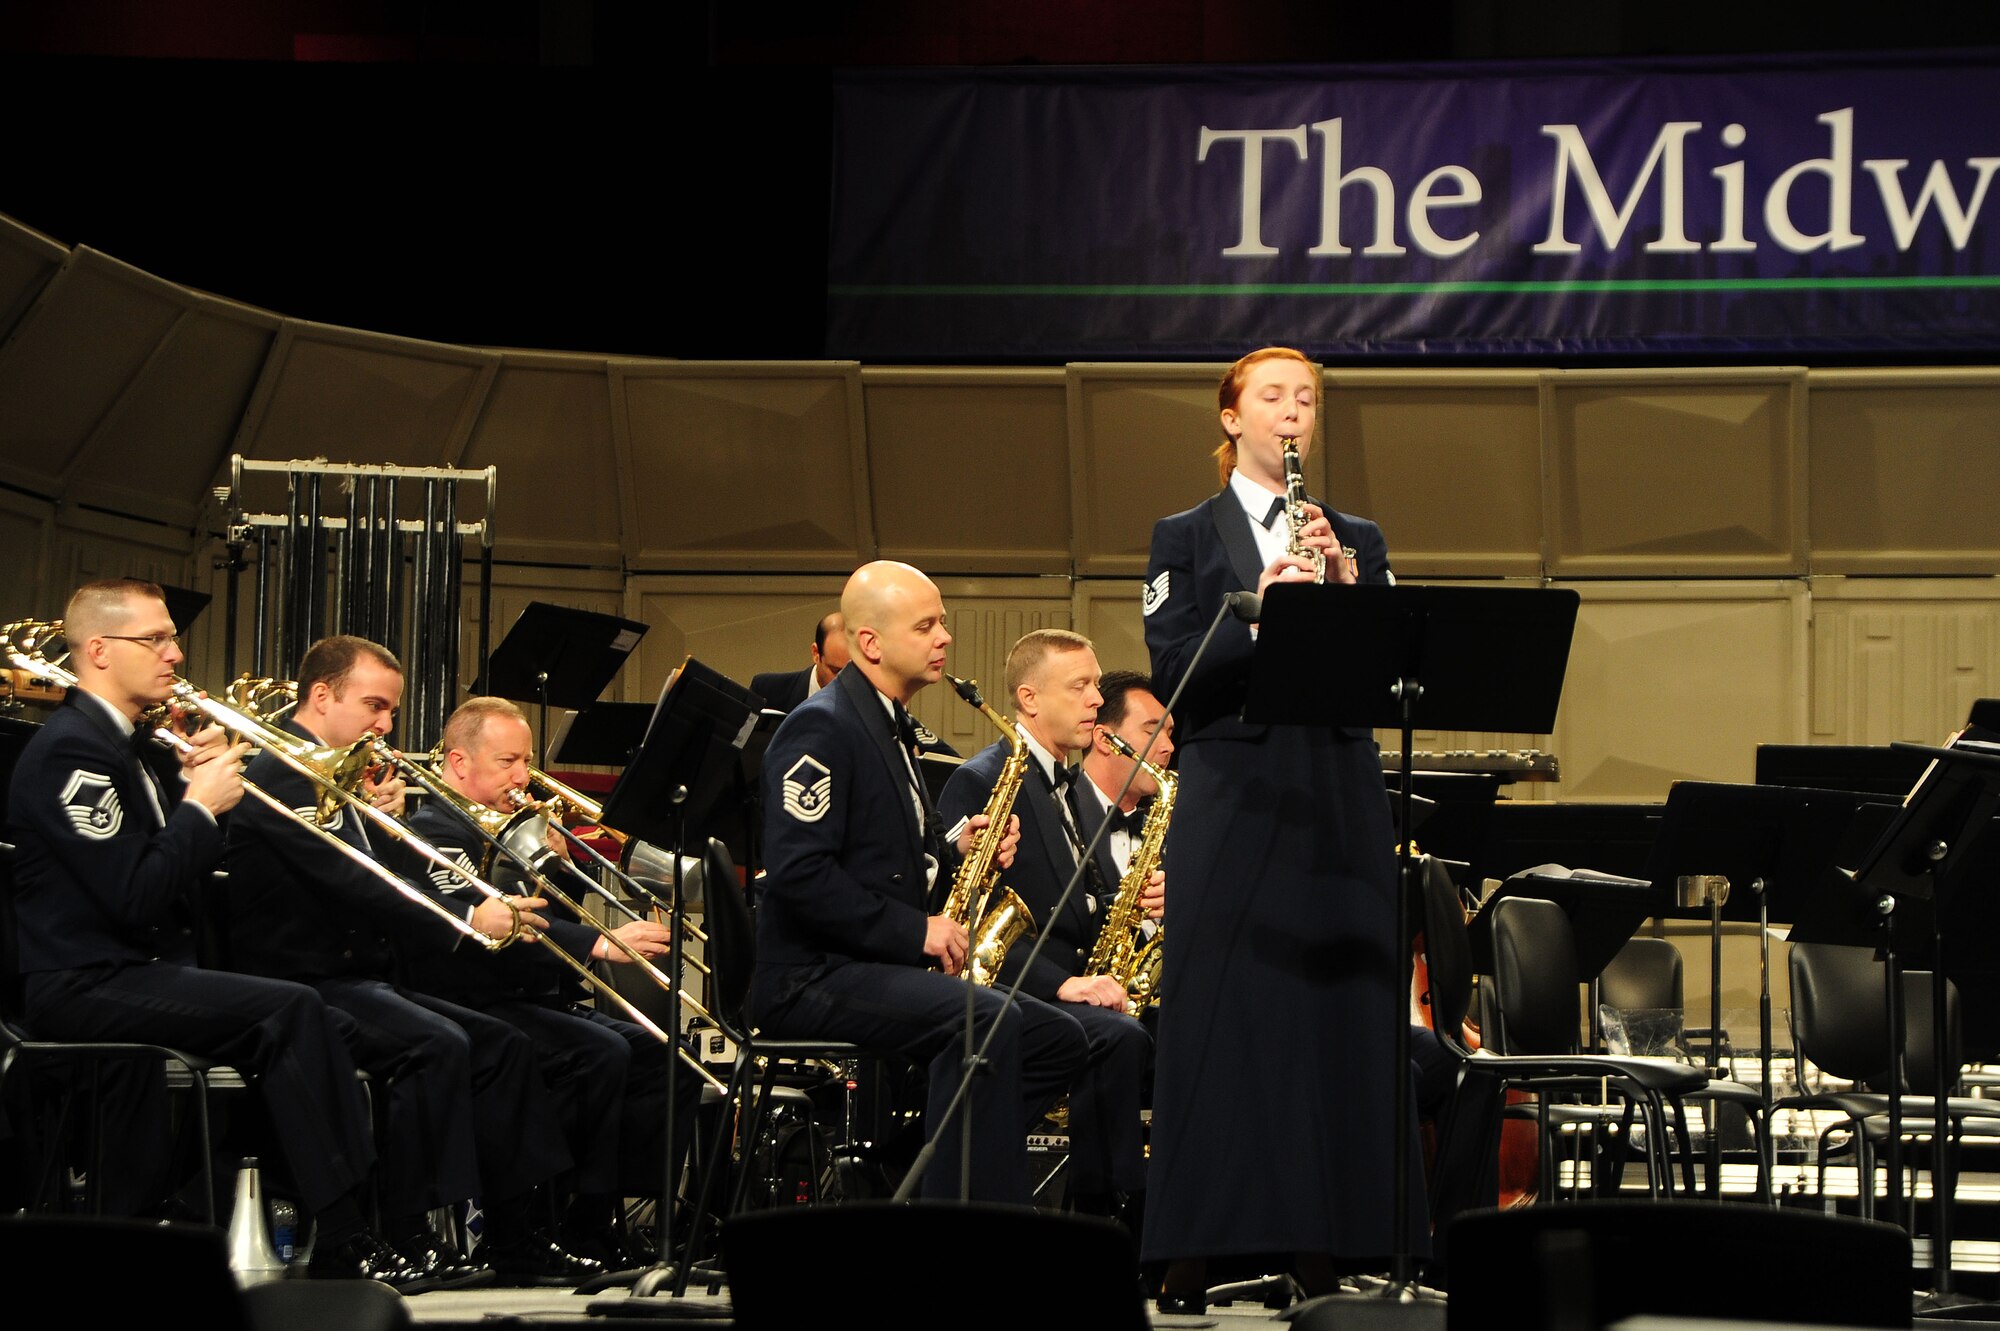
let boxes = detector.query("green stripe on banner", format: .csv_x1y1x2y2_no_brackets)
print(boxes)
829,276,2000,298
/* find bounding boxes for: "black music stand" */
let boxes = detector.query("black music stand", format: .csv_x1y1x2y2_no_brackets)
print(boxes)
476,602,648,768
602,658,760,1305
1243,581,1579,1293
1642,782,1870,1099
1793,735,2000,1302
700,709,784,887
553,701,655,771
1466,868,1661,983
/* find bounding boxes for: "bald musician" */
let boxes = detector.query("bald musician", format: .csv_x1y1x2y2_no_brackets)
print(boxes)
750,560,1090,1203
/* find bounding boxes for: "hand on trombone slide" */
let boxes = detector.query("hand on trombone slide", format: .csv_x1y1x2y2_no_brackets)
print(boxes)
591,918,671,962
472,893,550,943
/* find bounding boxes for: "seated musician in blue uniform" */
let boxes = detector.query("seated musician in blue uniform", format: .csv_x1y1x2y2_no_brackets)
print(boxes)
750,611,849,714
937,631,1152,1221
223,635,587,1284
749,559,1091,1204
3,579,420,1287
1069,669,1171,960
398,695,701,1274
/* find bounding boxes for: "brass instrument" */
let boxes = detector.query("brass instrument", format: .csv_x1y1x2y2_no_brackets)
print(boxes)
938,675,1038,987
0,621,505,953
379,748,728,1091
1281,439,1328,584
1088,733,1176,1013
416,749,716,983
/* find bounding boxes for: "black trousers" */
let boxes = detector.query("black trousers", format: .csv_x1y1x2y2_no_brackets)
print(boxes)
1059,1000,1151,1195
754,961,1091,1205
473,996,696,1199
22,961,374,1214
314,977,571,1214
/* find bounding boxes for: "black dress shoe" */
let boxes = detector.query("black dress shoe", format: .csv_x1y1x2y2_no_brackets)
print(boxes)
486,1233,606,1288
1156,1290,1208,1316
399,1235,494,1289
308,1232,437,1293
559,1225,650,1270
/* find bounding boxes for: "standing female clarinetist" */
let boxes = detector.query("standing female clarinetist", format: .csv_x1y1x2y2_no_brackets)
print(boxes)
1139,348,1427,1308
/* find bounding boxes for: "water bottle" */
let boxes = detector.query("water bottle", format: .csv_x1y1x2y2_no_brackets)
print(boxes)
270,1197,299,1266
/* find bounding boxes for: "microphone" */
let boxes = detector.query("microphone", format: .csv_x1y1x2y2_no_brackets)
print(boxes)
1225,590,1262,623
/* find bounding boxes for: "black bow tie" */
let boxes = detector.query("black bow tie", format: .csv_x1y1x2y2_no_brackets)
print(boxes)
1261,495,1286,529
1048,763,1076,792
1108,805,1149,836
893,703,920,750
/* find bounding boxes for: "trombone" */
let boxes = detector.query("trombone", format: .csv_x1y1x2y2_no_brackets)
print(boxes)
520,762,716,976
0,620,506,953
370,744,730,1091
212,675,728,1091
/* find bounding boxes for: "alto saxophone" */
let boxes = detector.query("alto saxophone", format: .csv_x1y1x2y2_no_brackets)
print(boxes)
936,674,1039,987
1086,733,1176,1013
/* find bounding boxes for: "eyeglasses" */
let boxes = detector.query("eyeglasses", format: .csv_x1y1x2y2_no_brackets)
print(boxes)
103,631,181,655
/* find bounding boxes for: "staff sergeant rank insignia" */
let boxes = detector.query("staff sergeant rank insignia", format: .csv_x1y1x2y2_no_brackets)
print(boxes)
61,769,123,839
1141,569,1170,618
782,755,832,823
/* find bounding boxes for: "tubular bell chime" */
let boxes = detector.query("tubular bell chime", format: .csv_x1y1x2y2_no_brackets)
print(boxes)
220,457,497,753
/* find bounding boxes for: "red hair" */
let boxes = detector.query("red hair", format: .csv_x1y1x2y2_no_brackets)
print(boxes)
1213,346,1316,487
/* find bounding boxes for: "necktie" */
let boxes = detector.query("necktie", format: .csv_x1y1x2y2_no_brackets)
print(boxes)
1262,495,1285,529
893,703,942,858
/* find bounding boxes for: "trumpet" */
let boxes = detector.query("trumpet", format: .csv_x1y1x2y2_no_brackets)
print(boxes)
0,621,505,953
376,746,728,1091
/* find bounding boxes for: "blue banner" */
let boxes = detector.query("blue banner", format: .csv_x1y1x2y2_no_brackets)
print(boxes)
826,53,2000,359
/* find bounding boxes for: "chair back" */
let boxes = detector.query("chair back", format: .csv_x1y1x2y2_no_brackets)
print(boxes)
0,841,22,1022
1490,896,1583,1055
1416,855,1474,1048
1790,941,1964,1094
696,836,756,1042
1600,937,1682,1012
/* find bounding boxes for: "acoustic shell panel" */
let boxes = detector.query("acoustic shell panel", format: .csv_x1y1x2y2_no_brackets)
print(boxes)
67,292,279,526
1072,578,1149,679
926,577,1073,755
1807,369,2000,575
465,565,629,754
1543,369,1807,577
622,575,847,714
611,362,872,574
233,321,500,468
862,367,1070,575
0,248,192,493
1067,363,1243,578
1323,371,1544,578
0,488,57,623
0,212,65,347
1807,576,2000,745
1549,580,1808,801
457,351,625,568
